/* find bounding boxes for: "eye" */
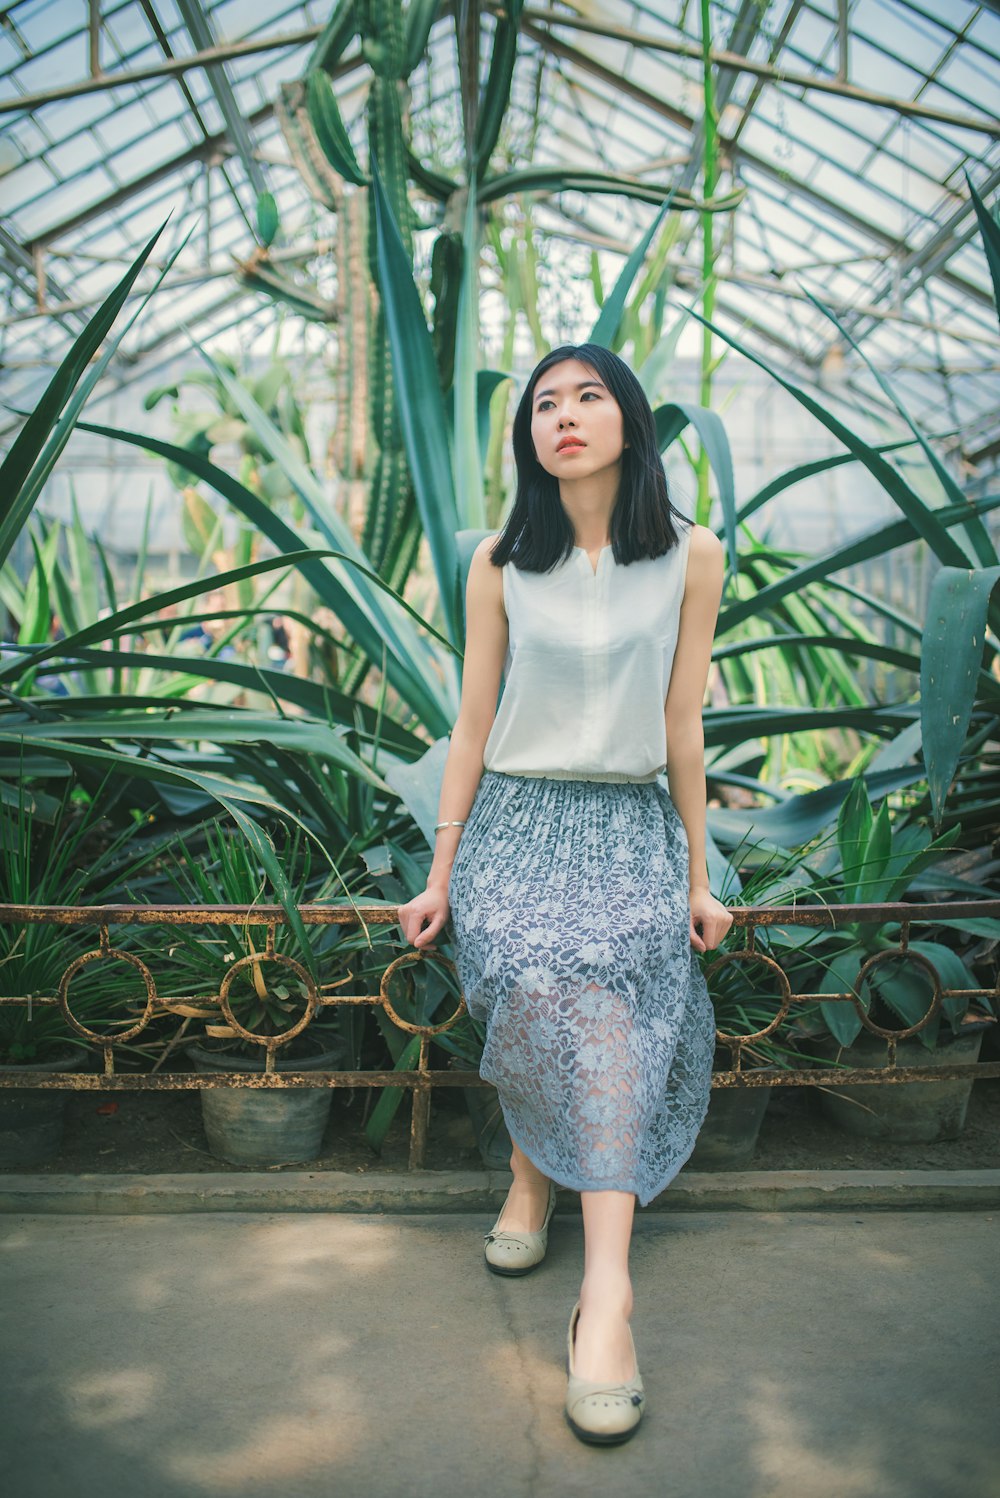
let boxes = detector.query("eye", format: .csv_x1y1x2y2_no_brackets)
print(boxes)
581,391,599,399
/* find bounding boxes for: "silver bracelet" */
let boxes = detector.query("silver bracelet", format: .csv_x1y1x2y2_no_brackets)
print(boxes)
433,819,467,832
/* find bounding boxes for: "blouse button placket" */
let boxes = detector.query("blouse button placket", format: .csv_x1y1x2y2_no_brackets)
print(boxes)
578,549,609,766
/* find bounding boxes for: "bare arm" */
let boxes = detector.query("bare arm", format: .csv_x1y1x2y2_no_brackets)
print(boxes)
399,535,508,948
664,524,732,950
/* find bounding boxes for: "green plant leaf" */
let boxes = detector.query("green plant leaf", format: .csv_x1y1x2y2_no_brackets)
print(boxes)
738,438,919,525
856,798,893,902
654,401,736,573
964,170,1000,328
309,0,358,70
256,191,279,247
867,960,939,1050
18,528,54,649
679,300,972,571
589,186,676,348
364,1033,421,1150
473,0,523,170
71,419,456,733
480,167,741,210
452,179,486,527
881,822,962,903
836,779,873,905
921,563,1000,825
0,733,366,953
404,0,443,76
707,760,925,851
369,153,461,641
637,303,693,406
711,631,929,682
5,711,391,791
907,940,982,1029
801,287,996,568
818,948,865,1047
0,218,176,570
2,547,345,681
306,69,368,185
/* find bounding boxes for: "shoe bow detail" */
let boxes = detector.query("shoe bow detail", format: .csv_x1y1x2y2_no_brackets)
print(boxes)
564,1300,645,1445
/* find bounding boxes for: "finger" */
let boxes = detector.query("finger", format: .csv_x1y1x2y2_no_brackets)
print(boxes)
415,915,442,947
416,915,436,945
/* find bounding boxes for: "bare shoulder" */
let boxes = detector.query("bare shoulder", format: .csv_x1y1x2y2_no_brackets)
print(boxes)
682,523,724,611
467,533,506,614
688,522,724,567
471,532,503,567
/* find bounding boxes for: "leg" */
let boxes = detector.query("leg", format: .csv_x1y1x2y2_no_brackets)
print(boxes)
572,1189,637,1383
493,1138,553,1234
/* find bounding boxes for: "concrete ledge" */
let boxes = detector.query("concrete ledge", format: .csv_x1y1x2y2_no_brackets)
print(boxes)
0,1167,998,1214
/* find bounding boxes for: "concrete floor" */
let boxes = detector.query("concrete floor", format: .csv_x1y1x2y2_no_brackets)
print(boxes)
1,1209,997,1498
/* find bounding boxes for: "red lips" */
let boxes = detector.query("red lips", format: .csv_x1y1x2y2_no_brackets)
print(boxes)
556,437,586,452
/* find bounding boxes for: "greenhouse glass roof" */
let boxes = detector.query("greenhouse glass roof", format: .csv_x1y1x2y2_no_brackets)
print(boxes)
1,0,998,464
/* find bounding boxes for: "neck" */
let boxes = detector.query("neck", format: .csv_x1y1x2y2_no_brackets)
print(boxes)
559,467,620,547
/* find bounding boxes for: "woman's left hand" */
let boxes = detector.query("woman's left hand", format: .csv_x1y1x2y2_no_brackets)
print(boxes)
689,887,733,952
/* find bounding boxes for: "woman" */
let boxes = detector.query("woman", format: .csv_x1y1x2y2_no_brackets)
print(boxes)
397,342,732,1446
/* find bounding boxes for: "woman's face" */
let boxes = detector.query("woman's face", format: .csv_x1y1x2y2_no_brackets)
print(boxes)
529,357,627,481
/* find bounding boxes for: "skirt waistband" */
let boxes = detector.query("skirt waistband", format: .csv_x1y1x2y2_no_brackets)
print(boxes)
484,768,661,786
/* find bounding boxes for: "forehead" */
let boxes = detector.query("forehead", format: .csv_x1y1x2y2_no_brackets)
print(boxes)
533,358,604,400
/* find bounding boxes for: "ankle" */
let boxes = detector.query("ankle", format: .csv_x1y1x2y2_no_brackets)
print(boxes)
509,1157,549,1193
579,1272,633,1317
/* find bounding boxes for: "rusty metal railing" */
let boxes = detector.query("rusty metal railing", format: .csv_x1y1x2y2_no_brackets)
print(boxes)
0,899,997,1167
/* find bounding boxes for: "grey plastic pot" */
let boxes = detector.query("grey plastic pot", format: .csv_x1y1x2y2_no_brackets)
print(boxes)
814,1028,984,1142
186,1035,349,1166
0,1047,91,1167
685,1071,774,1171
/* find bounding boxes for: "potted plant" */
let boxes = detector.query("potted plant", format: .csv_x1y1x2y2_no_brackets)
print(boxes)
0,782,160,1166
790,780,997,1141
686,849,835,1171
152,823,368,1166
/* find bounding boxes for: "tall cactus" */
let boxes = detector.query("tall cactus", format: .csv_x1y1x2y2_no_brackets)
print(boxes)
356,0,421,619
271,0,733,673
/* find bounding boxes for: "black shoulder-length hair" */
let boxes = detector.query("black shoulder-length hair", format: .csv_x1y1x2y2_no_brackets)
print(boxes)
489,342,688,573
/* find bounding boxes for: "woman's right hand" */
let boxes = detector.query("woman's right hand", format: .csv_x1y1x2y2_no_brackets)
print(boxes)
397,884,451,951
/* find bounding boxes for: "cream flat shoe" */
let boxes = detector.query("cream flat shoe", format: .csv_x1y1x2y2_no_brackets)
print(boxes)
483,1179,557,1276
564,1299,645,1445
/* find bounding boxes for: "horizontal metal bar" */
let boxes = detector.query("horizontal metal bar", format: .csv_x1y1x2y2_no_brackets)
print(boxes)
2,1063,997,1091
0,987,993,1011
1,899,997,926
0,903,402,925
0,1071,477,1090
0,26,327,114
519,6,1000,136
711,1062,1000,1086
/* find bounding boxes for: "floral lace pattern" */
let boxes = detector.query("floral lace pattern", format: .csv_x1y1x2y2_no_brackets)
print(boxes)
447,770,716,1207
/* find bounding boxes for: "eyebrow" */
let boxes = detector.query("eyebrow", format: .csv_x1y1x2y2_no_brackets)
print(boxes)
534,379,606,402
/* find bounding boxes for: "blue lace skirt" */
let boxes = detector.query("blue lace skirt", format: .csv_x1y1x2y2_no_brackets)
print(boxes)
447,770,716,1207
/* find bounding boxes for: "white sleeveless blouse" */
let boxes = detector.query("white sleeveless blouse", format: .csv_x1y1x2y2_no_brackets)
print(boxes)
482,518,694,784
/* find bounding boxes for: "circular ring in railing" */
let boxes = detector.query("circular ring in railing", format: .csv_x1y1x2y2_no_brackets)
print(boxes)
58,946,156,1044
379,949,466,1036
852,948,942,1041
218,951,318,1048
701,948,792,1044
